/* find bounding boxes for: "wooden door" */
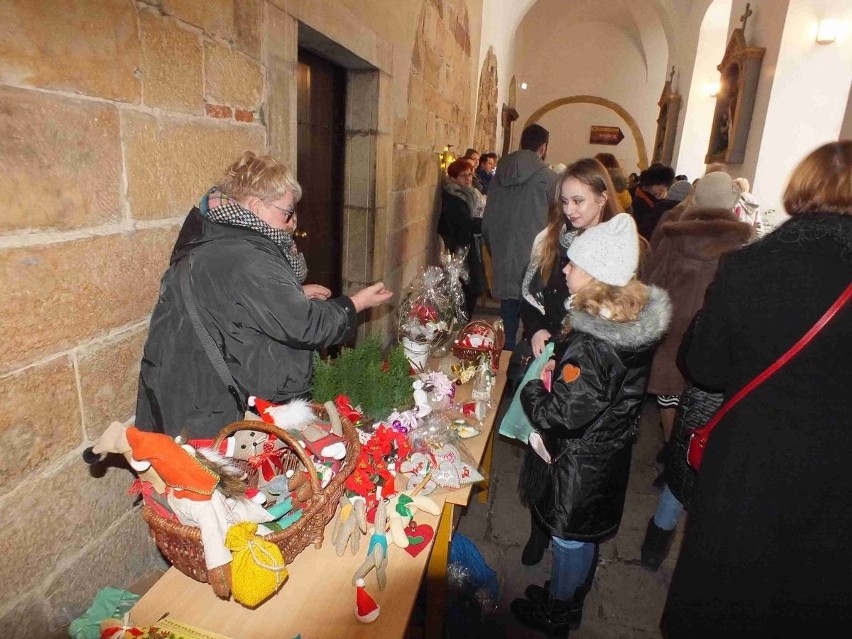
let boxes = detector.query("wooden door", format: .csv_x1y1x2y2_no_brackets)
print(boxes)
296,48,345,293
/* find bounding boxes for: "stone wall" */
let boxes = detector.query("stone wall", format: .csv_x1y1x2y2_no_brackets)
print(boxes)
473,46,499,155
0,0,482,633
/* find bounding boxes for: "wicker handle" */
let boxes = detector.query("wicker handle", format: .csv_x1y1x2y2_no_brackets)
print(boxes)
214,412,324,499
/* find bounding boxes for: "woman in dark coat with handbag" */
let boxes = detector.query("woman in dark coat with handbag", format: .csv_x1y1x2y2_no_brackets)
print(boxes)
438,159,487,319
661,140,852,637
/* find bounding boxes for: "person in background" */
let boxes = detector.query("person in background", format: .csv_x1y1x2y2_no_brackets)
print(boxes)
136,151,393,439
632,164,675,239
594,152,633,213
439,159,487,320
482,124,558,350
514,156,622,567
462,148,480,167
474,152,497,195
640,171,753,570
512,214,671,636
661,140,852,637
642,179,693,243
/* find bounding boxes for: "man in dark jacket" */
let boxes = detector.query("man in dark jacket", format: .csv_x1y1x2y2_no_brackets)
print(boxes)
482,125,557,350
473,152,497,195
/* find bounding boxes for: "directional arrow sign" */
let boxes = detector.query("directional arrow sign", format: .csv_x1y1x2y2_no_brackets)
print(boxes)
589,125,625,145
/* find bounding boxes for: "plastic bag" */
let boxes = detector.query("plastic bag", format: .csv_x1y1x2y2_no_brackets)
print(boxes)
498,342,555,442
398,266,454,348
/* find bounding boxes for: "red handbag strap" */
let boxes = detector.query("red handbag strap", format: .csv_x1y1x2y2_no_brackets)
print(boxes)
699,280,852,436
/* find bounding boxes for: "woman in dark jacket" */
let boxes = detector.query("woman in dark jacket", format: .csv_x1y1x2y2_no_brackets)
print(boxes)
438,159,487,319
661,140,852,637
136,151,392,439
511,214,671,636
640,185,754,571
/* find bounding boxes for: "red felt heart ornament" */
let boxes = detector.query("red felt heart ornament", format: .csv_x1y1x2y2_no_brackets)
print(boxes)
404,521,434,557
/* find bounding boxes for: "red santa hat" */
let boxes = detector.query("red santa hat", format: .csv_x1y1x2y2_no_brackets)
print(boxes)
248,396,316,430
355,578,380,623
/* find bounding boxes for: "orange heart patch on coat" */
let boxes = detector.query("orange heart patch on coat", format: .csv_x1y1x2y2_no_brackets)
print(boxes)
561,364,581,383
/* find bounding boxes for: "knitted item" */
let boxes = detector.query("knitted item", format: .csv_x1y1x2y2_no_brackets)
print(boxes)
693,172,742,210
199,187,308,283
567,213,639,286
226,522,288,607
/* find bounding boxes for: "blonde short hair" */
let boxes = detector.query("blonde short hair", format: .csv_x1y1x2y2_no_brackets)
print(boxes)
783,140,852,216
569,278,649,324
216,151,302,202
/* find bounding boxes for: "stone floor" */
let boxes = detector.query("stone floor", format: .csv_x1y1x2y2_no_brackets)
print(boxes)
441,305,684,638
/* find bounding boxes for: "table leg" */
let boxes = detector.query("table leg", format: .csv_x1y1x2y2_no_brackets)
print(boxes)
425,501,454,639
477,428,495,504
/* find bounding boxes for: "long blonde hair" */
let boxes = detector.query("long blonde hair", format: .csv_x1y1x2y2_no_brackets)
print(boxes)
570,278,649,324
539,158,621,281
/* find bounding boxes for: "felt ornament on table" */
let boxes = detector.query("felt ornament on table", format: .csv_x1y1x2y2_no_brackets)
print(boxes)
403,520,435,558
332,495,368,556
431,443,484,489
127,479,177,521
99,615,145,638
399,452,438,495
352,498,389,589
345,424,411,500
248,396,317,431
219,428,289,503
384,490,441,548
355,578,380,623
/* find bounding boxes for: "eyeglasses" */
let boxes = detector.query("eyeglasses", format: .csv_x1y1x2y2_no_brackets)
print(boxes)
268,202,296,223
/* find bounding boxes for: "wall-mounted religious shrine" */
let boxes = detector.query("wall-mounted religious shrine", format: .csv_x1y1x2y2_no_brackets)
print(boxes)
651,66,682,166
705,3,765,165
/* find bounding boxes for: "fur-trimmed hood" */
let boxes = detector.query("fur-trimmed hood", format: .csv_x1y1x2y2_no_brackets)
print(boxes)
659,207,754,261
568,285,672,351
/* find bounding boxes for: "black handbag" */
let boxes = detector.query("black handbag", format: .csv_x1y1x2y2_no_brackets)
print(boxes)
663,383,723,511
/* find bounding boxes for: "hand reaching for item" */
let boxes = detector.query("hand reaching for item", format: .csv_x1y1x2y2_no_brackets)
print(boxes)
350,282,394,312
531,329,552,358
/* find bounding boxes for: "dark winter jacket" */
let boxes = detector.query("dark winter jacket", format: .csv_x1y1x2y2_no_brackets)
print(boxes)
646,207,753,395
631,186,659,239
474,166,493,195
661,213,852,637
519,286,671,540
482,150,557,299
439,184,487,297
135,208,356,439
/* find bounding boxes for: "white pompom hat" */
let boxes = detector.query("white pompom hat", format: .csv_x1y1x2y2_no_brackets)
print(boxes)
566,213,639,286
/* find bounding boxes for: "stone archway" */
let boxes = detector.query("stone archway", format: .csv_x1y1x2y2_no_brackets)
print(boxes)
523,95,650,169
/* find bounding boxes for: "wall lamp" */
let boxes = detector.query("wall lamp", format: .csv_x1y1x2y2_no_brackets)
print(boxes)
439,145,455,171
816,19,839,44
706,82,721,98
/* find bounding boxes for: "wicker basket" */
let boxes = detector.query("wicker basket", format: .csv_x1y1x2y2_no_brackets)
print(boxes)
141,405,360,584
451,320,505,369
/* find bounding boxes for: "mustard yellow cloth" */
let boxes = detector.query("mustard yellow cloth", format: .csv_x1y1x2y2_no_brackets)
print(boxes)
225,522,288,607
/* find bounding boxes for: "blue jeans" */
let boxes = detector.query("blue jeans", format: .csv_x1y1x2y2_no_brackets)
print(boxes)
550,536,595,601
500,298,521,351
654,483,685,531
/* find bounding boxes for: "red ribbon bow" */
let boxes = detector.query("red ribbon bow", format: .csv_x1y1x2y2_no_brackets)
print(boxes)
247,434,287,482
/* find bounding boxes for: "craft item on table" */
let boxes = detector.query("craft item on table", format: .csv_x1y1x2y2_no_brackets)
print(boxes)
355,578,380,623
407,411,458,452
215,426,289,504
461,400,489,423
430,443,484,489
312,337,415,422
332,495,368,556
99,614,144,638
83,422,274,600
412,379,432,417
248,396,317,431
345,424,411,504
403,519,435,558
385,408,419,435
420,370,456,412
432,249,471,357
471,357,497,402
385,490,441,548
262,495,303,532
452,419,480,439
352,498,389,589
399,451,438,495
451,359,477,385
127,478,176,521
452,320,505,371
226,522,288,608
398,266,454,368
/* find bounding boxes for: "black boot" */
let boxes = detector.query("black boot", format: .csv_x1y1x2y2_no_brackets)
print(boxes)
521,510,550,566
511,593,572,637
640,517,675,572
525,545,599,630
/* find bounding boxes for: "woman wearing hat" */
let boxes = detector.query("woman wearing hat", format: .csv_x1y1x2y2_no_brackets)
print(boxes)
136,151,392,439
512,213,672,636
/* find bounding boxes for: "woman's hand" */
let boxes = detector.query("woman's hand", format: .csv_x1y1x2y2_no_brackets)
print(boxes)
531,329,552,357
303,284,332,300
350,282,394,312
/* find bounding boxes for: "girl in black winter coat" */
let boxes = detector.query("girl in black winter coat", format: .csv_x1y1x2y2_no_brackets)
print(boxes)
511,214,671,636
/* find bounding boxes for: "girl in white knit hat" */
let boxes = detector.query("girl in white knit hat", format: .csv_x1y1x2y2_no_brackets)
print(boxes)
512,213,672,636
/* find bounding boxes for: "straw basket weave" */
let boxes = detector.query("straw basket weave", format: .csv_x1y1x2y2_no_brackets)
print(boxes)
451,320,505,370
141,405,360,584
